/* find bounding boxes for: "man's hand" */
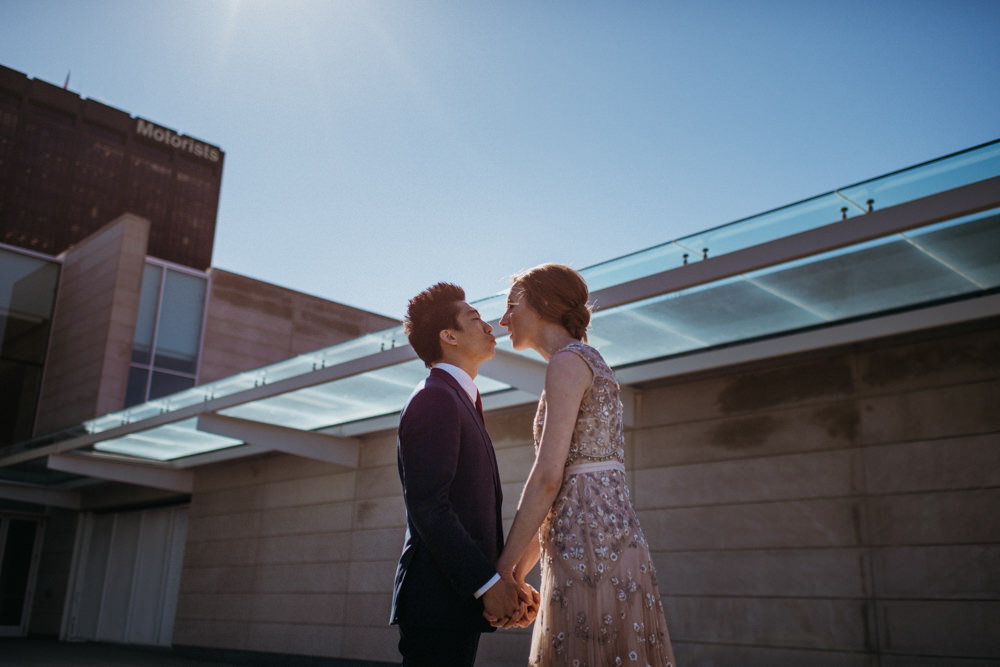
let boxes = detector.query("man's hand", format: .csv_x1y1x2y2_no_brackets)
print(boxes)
511,583,540,628
481,576,522,627
484,579,540,629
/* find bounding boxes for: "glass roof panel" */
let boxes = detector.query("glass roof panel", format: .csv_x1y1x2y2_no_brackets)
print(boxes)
580,195,847,293
82,365,513,460
900,211,1000,288
219,359,428,429
585,306,705,366
219,360,511,430
580,243,692,293
590,208,998,368
591,276,825,367
838,142,1000,214
470,292,510,321
81,327,410,436
747,236,976,320
670,194,848,261
94,418,243,461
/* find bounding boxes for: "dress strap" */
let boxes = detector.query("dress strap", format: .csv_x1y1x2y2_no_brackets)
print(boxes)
564,460,625,476
556,341,595,369
556,342,615,382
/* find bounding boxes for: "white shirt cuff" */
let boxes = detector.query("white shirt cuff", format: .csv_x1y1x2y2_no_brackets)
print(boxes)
473,573,501,599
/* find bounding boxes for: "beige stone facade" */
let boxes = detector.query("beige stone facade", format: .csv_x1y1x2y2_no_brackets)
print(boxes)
199,269,396,384
169,316,1000,665
34,214,150,435
9,219,400,651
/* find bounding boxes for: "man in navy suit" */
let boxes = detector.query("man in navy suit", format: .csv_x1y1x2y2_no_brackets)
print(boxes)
391,282,525,666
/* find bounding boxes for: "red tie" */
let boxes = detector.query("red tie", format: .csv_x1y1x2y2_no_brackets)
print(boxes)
475,392,485,423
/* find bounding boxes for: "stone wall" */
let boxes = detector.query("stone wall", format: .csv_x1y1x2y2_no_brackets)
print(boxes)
173,454,362,657
637,316,999,665
199,269,398,384
173,408,538,664
173,316,1000,665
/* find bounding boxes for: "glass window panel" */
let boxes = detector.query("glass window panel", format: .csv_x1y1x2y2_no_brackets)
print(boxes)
124,366,149,408
0,360,43,446
0,312,51,367
152,270,206,374
0,251,60,365
0,250,60,320
149,371,195,401
0,250,59,446
0,519,38,625
132,264,162,365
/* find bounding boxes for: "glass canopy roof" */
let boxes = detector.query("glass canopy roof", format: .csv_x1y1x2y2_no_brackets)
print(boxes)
6,139,1000,467
590,209,999,367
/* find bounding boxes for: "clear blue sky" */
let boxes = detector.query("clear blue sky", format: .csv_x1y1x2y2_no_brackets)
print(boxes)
2,0,998,318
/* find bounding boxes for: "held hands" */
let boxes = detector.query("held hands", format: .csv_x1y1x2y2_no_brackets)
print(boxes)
510,581,540,629
482,573,540,629
481,575,521,627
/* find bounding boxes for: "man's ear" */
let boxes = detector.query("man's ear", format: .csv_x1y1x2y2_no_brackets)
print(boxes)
439,328,457,348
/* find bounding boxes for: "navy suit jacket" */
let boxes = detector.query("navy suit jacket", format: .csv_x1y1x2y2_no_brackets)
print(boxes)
390,367,504,631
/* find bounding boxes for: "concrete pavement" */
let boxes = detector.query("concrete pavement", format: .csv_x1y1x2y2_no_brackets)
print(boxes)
0,639,397,667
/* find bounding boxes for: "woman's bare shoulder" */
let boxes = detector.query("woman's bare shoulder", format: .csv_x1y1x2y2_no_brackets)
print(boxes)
546,345,593,391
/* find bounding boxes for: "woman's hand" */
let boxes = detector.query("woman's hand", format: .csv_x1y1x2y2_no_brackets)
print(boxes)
512,582,540,628
484,571,528,628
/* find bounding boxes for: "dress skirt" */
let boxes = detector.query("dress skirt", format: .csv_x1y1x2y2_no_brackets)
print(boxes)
528,466,675,667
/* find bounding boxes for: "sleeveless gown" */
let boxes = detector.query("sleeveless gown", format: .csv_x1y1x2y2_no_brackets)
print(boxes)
528,342,675,667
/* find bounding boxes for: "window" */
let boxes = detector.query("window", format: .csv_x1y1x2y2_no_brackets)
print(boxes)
0,246,59,446
125,262,207,407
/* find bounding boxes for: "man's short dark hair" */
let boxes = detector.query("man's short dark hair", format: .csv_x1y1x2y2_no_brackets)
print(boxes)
404,282,466,367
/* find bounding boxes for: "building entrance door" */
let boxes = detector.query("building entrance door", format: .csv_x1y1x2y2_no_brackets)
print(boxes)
0,515,43,637
64,505,188,646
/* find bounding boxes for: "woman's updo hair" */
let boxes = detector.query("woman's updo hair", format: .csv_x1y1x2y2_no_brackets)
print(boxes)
512,263,592,341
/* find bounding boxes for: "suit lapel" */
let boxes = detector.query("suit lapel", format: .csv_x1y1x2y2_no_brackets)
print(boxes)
430,368,501,502
430,368,489,441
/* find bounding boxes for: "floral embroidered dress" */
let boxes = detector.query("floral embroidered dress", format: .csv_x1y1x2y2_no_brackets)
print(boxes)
529,342,675,667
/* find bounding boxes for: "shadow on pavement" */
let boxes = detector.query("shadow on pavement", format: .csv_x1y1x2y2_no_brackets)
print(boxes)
0,638,398,667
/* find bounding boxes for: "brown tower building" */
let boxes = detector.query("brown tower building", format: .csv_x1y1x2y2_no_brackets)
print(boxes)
0,64,223,269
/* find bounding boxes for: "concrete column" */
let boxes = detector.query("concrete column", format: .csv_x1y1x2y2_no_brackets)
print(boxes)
34,214,150,435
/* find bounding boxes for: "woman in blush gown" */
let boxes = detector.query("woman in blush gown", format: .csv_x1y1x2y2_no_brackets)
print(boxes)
488,263,675,666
